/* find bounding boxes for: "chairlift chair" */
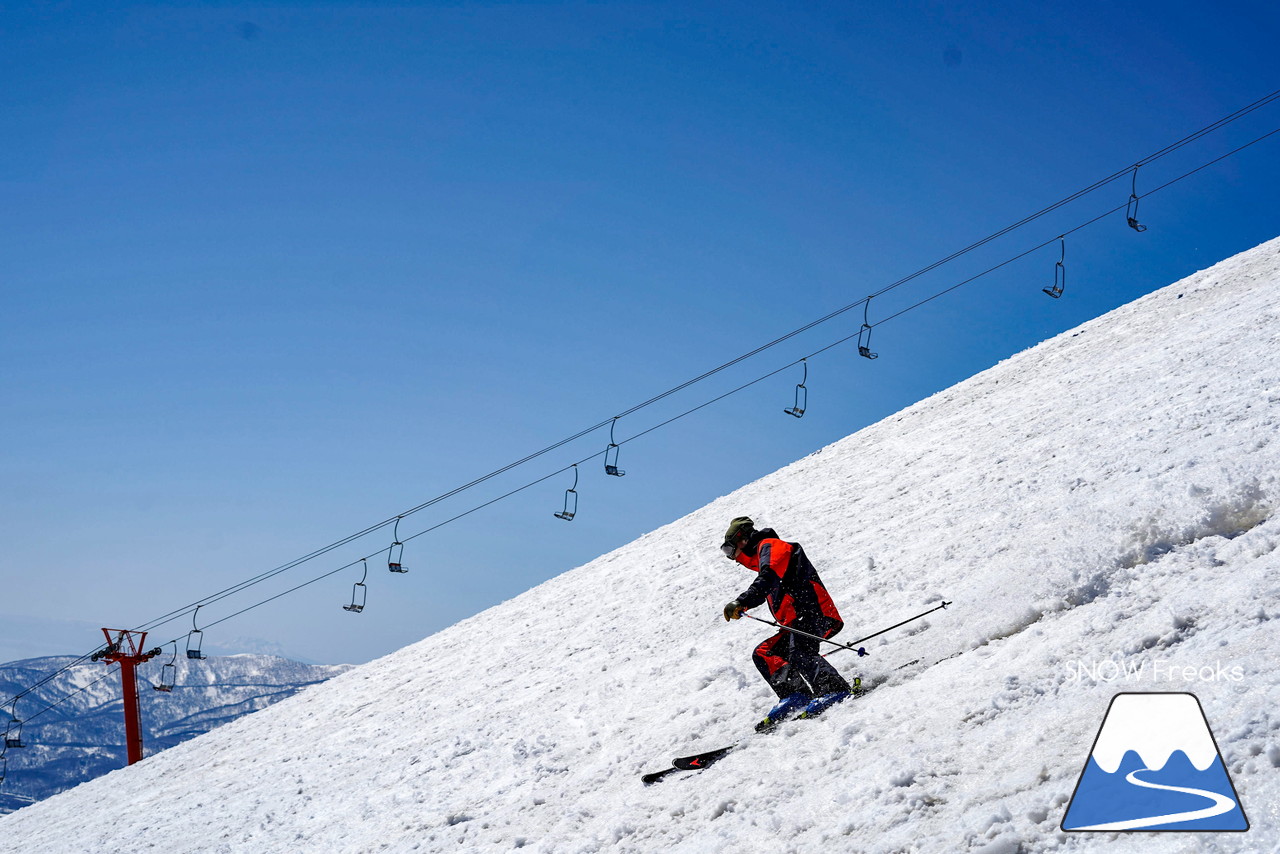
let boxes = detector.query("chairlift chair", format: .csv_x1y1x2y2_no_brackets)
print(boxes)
554,465,579,520
857,302,878,359
388,518,407,573
604,418,626,477
343,583,367,613
186,607,207,660
344,560,369,613
1043,237,1066,299
858,324,878,360
154,643,178,692
1126,196,1147,232
4,714,22,750
783,360,808,417
1126,167,1148,232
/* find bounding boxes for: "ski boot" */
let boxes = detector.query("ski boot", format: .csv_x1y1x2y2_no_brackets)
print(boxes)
798,678,862,720
754,693,809,733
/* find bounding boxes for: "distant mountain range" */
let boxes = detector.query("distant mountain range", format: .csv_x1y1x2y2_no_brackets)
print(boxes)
0,654,351,814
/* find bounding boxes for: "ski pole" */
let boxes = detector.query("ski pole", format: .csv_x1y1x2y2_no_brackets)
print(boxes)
740,613,871,657
824,600,952,658
741,600,952,659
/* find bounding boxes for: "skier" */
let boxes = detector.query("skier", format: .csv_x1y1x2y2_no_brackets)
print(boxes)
720,516,853,730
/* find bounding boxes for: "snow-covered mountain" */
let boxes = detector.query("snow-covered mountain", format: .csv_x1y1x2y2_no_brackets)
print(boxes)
1089,693,1221,774
0,655,351,815
2,237,1278,853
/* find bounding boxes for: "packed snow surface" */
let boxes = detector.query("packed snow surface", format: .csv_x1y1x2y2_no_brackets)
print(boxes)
4,237,1279,853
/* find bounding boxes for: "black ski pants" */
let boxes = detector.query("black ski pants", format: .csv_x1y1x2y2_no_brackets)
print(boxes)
752,629,851,700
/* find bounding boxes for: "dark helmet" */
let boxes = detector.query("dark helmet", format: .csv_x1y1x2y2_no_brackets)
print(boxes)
721,516,755,559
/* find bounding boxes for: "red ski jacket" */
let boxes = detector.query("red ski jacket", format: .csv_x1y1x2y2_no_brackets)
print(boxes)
733,529,843,639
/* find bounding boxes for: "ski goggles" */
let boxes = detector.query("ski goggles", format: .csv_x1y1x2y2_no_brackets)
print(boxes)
720,541,740,560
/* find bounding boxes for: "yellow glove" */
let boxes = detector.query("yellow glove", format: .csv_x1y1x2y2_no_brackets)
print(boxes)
723,601,745,621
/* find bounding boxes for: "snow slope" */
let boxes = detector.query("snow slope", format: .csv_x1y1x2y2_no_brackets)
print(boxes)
0,655,351,814
3,237,1279,853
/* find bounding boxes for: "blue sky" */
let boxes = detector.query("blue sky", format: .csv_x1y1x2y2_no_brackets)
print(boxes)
3,1,1279,666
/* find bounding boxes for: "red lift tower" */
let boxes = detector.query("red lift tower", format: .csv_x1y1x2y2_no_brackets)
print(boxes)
92,629,161,766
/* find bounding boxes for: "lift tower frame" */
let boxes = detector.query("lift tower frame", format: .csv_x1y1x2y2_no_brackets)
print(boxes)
93,629,161,766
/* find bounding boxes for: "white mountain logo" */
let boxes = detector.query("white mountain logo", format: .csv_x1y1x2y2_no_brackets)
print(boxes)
1062,692,1248,832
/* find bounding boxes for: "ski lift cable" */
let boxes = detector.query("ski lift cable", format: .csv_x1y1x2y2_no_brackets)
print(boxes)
1130,88,1280,167
169,466,580,638
619,325,878,449
856,88,1280,303
871,122,1280,327
133,467,584,654
589,123,1280,450
4,649,111,707
6,104,1280,716
21,110,1280,703
1141,123,1280,195
0,355,826,713
137,360,836,649
613,87,1280,417
127,419,625,635
84,119,1280,662
122,98,1280,641
10,119,1280,716
127,419,619,638
10,670,116,729
98,108,1279,685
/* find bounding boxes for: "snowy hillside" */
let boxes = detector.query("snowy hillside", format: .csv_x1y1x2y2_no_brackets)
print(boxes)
0,655,351,815
3,237,1279,853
